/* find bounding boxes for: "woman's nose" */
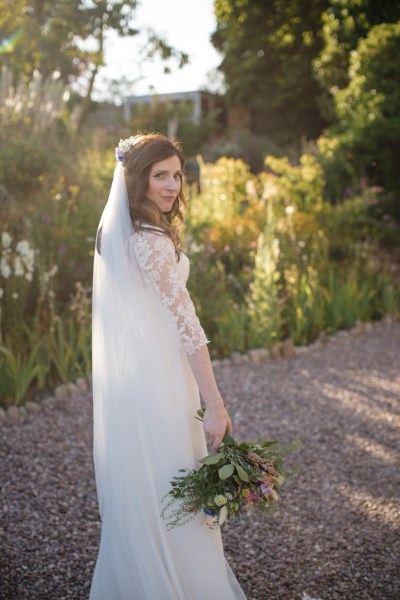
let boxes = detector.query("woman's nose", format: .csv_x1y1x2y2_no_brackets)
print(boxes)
166,177,179,191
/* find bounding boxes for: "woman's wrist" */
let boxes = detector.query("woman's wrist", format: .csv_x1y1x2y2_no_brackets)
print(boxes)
202,394,226,411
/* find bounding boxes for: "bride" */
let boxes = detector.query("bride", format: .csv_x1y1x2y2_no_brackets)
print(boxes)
90,133,247,599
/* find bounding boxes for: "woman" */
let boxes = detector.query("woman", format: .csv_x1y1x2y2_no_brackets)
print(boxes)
90,133,247,599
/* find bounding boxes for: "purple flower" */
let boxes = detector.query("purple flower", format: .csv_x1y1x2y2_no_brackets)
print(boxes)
115,148,125,163
260,483,270,495
41,214,51,225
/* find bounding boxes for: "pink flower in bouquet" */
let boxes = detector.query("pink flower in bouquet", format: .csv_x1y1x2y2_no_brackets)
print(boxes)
260,483,271,496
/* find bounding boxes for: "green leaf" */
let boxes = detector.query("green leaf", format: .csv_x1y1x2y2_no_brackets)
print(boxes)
234,463,249,482
222,432,236,446
196,408,205,420
261,441,277,448
199,453,224,465
218,463,235,480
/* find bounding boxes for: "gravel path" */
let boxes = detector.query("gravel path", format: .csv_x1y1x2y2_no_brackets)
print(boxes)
1,320,399,600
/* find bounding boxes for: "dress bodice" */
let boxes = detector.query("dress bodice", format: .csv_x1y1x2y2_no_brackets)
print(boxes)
177,251,190,284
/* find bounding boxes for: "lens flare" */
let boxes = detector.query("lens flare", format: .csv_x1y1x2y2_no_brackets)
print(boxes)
0,26,24,54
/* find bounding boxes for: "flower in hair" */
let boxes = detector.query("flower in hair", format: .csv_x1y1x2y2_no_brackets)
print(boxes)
115,136,138,164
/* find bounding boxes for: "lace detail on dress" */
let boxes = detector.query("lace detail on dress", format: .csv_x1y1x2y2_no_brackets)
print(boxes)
131,230,209,355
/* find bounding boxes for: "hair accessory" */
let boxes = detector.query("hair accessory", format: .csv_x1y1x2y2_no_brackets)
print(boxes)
115,136,138,164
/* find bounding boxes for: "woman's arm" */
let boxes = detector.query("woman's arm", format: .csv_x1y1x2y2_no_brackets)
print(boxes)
186,344,232,450
132,230,232,449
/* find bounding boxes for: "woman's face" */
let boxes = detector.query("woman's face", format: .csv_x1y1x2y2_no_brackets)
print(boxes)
146,155,182,213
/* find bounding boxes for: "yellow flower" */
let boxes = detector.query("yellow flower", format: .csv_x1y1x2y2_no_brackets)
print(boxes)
242,488,251,498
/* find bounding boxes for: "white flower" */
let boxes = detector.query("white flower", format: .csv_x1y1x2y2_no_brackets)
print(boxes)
49,265,58,277
214,494,227,506
11,292,19,299
0,288,3,299
271,238,280,260
285,205,295,216
16,239,30,256
246,180,258,197
218,505,228,526
1,232,12,248
14,256,24,277
17,242,35,272
1,258,11,279
25,272,33,282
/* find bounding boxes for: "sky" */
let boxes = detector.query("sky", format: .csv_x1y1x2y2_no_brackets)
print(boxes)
93,0,223,102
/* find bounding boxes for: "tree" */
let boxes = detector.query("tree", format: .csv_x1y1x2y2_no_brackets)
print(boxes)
313,0,400,121
319,22,400,216
0,0,188,129
212,0,330,148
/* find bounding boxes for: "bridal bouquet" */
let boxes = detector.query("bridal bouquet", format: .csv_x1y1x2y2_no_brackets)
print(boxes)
161,409,299,530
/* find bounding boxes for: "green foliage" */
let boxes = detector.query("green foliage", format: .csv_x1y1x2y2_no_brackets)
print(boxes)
318,21,400,221
214,301,248,356
212,0,329,145
1,131,399,406
0,1,140,83
265,154,325,212
0,0,188,129
0,84,110,406
0,344,39,404
212,0,400,155
313,0,400,121
246,222,283,349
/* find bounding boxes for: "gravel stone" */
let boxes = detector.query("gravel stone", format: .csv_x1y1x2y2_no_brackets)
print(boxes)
247,349,263,364
25,401,41,414
75,378,88,394
282,338,295,358
270,344,281,359
0,319,399,600
6,406,20,420
231,352,244,365
54,384,69,402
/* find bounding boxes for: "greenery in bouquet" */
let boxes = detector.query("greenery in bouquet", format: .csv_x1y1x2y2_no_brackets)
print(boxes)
161,409,300,530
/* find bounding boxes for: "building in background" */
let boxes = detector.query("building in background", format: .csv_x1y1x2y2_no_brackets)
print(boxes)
123,90,226,129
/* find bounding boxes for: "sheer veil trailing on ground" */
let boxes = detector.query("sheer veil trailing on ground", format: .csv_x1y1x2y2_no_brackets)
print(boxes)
90,162,246,599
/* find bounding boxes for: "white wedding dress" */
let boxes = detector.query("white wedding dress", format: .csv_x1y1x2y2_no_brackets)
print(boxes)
90,164,246,599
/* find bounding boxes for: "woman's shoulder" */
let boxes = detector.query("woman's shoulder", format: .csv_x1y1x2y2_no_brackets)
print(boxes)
130,223,174,257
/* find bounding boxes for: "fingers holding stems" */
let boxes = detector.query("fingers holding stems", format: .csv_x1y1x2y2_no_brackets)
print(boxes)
202,405,232,451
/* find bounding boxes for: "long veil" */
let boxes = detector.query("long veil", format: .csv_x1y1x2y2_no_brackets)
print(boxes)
92,163,173,513
92,162,205,523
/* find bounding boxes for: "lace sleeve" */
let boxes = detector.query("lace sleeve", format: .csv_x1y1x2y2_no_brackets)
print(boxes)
132,231,209,355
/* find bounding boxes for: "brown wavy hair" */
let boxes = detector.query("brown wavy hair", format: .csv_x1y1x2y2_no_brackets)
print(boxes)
123,133,187,257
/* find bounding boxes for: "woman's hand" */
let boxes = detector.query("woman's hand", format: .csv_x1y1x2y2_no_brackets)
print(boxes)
202,404,233,451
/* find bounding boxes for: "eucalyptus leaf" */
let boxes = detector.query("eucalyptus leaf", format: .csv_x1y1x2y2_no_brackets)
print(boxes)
218,463,235,480
222,432,236,446
199,453,224,466
234,463,249,482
